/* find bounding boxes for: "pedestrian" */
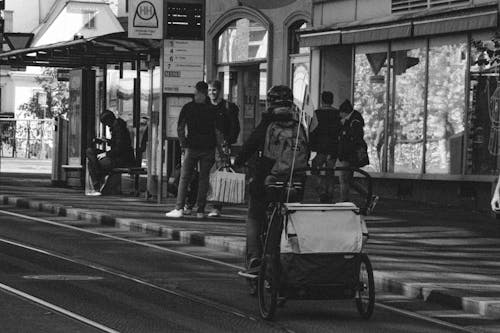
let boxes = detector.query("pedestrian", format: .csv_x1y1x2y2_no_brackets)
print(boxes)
337,99,379,213
165,81,216,219
85,110,135,196
309,91,341,203
207,79,241,217
234,85,307,277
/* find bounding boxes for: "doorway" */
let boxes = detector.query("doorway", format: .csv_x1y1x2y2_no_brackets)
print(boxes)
217,63,267,145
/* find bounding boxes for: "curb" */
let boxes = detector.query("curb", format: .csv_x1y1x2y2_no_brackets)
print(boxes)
1,193,500,319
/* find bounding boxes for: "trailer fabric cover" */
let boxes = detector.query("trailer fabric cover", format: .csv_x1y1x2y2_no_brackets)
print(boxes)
280,203,364,254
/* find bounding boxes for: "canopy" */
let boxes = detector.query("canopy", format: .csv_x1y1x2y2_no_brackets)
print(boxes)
300,3,497,47
0,32,160,68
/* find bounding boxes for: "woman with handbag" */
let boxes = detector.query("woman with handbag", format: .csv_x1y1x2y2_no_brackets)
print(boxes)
338,99,379,214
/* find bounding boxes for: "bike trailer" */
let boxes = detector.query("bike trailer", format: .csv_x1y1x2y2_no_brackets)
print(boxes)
279,203,368,299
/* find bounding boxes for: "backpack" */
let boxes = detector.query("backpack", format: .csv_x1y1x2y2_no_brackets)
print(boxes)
263,119,309,176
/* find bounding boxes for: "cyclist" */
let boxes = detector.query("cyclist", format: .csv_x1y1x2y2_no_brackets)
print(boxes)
234,85,306,276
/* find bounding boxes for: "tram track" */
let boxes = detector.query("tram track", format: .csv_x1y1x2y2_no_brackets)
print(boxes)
0,208,473,333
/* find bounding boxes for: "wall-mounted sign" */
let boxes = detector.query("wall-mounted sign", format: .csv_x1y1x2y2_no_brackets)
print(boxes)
163,39,204,94
128,0,163,39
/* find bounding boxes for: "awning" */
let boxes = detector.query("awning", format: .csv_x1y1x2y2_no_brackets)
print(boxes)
342,22,412,44
300,30,341,47
413,10,497,36
0,32,160,68
299,4,498,48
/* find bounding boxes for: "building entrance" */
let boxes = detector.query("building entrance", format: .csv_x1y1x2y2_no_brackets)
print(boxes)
217,63,266,145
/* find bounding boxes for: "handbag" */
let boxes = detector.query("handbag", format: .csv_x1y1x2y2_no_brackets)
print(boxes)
207,167,246,204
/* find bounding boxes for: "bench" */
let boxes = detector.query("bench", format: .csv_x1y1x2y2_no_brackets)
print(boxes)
108,166,147,196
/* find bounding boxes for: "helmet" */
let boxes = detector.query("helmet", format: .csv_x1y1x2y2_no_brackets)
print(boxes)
267,85,293,106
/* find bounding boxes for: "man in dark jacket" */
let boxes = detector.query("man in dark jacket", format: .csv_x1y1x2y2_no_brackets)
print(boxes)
207,79,241,217
166,81,216,219
86,110,135,195
338,99,378,213
234,85,302,274
309,91,341,203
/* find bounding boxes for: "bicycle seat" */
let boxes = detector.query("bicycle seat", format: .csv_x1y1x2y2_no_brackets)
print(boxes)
264,175,304,203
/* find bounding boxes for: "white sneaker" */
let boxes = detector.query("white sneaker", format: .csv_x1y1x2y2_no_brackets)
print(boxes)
196,212,206,219
86,190,101,196
183,207,192,215
165,209,183,218
208,209,221,217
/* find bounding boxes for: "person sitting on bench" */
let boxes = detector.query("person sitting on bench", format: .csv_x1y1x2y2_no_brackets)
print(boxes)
86,110,136,195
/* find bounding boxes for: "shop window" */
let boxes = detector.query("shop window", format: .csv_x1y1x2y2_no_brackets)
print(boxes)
388,41,427,173
354,45,389,172
426,36,467,174
467,35,500,175
217,18,268,64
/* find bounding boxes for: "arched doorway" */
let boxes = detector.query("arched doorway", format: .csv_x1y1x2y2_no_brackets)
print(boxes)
213,17,270,145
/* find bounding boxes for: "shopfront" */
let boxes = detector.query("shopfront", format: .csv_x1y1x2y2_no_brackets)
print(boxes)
301,1,499,210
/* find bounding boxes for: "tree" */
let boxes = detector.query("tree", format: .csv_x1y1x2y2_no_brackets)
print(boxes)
18,68,69,119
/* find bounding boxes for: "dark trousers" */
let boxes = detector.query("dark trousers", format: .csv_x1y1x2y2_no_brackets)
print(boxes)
246,191,268,265
86,148,115,188
175,148,215,213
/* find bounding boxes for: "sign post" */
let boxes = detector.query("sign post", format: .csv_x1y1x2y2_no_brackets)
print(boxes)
128,0,163,39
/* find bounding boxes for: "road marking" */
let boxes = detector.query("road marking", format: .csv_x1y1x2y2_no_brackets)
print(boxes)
0,282,119,333
0,209,243,270
23,275,103,281
0,208,475,332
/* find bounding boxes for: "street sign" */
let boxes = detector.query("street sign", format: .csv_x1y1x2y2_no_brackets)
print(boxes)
128,0,163,39
163,39,204,94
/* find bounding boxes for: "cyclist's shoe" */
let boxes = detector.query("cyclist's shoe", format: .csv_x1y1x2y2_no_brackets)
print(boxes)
246,257,261,275
246,258,261,296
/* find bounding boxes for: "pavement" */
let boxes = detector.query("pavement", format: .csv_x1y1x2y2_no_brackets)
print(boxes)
2,172,500,322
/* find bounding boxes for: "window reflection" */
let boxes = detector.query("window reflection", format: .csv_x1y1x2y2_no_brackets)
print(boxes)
354,50,388,172
426,39,466,174
389,47,426,174
217,18,268,64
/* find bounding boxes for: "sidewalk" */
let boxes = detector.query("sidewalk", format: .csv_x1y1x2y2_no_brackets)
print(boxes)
2,173,500,319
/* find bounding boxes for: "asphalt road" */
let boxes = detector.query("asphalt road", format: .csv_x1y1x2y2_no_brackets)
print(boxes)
0,206,464,333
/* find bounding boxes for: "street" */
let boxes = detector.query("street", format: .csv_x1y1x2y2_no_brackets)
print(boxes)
0,205,467,333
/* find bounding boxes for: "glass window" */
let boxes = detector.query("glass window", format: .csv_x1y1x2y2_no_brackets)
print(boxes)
289,21,309,55
217,18,268,64
467,34,500,175
388,41,427,173
426,36,467,174
354,45,388,172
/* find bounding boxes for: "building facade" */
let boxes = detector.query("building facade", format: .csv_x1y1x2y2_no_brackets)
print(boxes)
301,0,500,210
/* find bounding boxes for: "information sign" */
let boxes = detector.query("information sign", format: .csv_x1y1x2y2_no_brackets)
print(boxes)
163,40,204,94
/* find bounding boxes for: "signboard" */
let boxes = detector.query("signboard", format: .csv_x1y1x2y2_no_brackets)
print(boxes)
163,39,204,94
166,96,192,138
128,0,163,39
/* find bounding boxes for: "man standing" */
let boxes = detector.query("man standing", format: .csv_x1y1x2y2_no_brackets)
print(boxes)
207,80,241,217
309,91,341,203
166,81,216,219
86,110,135,196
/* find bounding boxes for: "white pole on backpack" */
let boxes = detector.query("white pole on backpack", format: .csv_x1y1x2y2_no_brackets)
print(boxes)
286,105,306,203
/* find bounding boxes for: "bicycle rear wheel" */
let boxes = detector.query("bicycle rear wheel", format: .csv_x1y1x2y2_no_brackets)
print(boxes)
258,252,280,320
355,253,375,319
